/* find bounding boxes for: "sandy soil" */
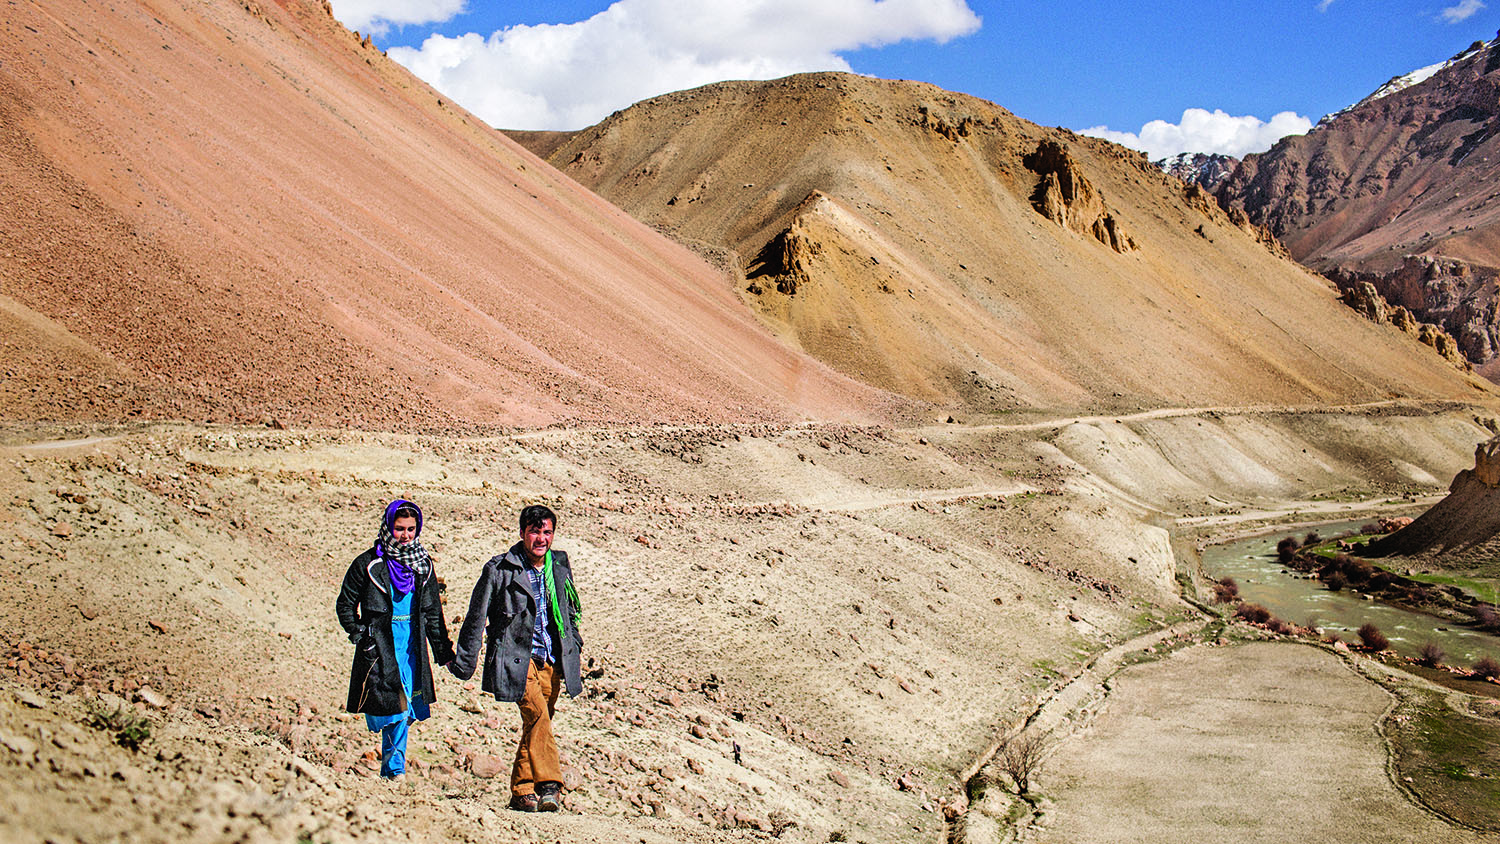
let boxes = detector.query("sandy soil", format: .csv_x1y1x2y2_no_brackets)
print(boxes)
1,403,1496,842
1029,641,1493,844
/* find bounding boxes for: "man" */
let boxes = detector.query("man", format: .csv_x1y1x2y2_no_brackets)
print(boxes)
450,504,583,812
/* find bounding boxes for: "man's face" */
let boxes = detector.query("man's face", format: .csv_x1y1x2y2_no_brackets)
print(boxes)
521,519,554,565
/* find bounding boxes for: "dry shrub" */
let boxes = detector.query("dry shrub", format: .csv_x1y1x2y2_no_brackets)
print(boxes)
997,731,1048,795
1268,618,1295,636
1475,656,1500,680
1303,531,1322,547
1276,537,1300,564
1417,642,1445,668
1359,522,1381,536
1212,576,1239,603
1235,603,1271,625
1324,571,1348,592
1331,554,1373,584
1357,622,1389,652
1476,606,1500,633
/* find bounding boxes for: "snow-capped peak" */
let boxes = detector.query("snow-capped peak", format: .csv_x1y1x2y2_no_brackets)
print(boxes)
1322,40,1489,123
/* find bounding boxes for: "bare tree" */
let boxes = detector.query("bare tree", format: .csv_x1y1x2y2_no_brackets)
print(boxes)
997,731,1048,795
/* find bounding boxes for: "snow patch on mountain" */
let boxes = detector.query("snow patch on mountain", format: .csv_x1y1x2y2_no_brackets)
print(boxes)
1155,152,1240,192
1322,40,1488,123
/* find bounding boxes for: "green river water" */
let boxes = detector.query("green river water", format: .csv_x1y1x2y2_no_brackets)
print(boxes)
1201,518,1500,666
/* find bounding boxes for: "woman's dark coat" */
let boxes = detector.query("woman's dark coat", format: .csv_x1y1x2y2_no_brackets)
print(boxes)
449,544,583,702
336,548,456,716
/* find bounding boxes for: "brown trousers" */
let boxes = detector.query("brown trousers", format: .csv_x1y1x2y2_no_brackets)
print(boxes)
512,657,562,797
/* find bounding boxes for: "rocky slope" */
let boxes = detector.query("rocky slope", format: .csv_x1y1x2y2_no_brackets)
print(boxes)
514,73,1489,416
1219,38,1500,374
1368,430,1500,567
1157,152,1239,193
0,0,883,430
3,403,1493,843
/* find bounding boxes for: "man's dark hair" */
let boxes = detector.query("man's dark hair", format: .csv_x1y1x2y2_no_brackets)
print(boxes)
520,504,556,532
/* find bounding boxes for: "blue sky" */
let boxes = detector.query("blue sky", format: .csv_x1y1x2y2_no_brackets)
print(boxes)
330,0,1500,159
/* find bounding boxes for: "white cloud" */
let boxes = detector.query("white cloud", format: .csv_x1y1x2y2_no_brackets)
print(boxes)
331,0,466,36
1441,0,1486,23
387,0,982,130
1081,108,1314,161
1317,0,1335,11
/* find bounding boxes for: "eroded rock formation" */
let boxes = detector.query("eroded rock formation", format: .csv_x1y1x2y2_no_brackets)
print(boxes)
1368,432,1500,560
1327,256,1500,367
1339,282,1471,369
1217,37,1500,372
745,192,826,295
1023,140,1136,253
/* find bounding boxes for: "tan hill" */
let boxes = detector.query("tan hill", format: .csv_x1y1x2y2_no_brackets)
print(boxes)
1368,431,1500,569
1218,39,1500,375
0,0,883,430
513,73,1490,416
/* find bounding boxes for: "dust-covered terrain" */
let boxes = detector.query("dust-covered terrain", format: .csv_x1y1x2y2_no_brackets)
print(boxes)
3,403,1498,843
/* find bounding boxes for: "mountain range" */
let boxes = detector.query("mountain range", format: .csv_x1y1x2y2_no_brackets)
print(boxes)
510,73,1484,415
1219,37,1500,379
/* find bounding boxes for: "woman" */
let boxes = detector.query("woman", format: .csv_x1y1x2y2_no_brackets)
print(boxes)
336,499,455,780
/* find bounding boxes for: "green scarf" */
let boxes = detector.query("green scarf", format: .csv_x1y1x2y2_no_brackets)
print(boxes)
541,551,582,638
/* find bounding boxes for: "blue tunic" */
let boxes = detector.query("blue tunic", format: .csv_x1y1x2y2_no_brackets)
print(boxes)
364,587,430,730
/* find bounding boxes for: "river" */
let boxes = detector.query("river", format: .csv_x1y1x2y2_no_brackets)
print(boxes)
1202,518,1500,666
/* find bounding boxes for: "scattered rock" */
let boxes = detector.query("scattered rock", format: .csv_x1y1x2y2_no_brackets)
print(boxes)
50,522,72,538
829,770,851,788
14,689,46,710
469,753,506,779
0,731,38,757
135,686,167,708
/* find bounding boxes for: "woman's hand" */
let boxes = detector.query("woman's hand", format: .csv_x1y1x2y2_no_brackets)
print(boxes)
358,630,377,659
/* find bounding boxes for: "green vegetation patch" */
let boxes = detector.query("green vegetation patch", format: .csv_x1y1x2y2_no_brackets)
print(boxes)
1403,571,1500,603
1388,692,1500,831
84,698,151,751
1305,535,1379,557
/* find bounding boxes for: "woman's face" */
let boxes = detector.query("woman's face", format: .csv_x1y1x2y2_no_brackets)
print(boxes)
391,515,418,545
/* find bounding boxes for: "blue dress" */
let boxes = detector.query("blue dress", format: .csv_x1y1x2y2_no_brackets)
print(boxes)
365,586,429,776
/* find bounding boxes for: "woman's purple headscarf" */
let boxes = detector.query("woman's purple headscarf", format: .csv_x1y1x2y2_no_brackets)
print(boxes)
376,499,431,593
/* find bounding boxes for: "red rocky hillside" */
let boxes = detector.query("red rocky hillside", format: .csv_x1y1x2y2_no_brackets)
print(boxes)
0,0,885,430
